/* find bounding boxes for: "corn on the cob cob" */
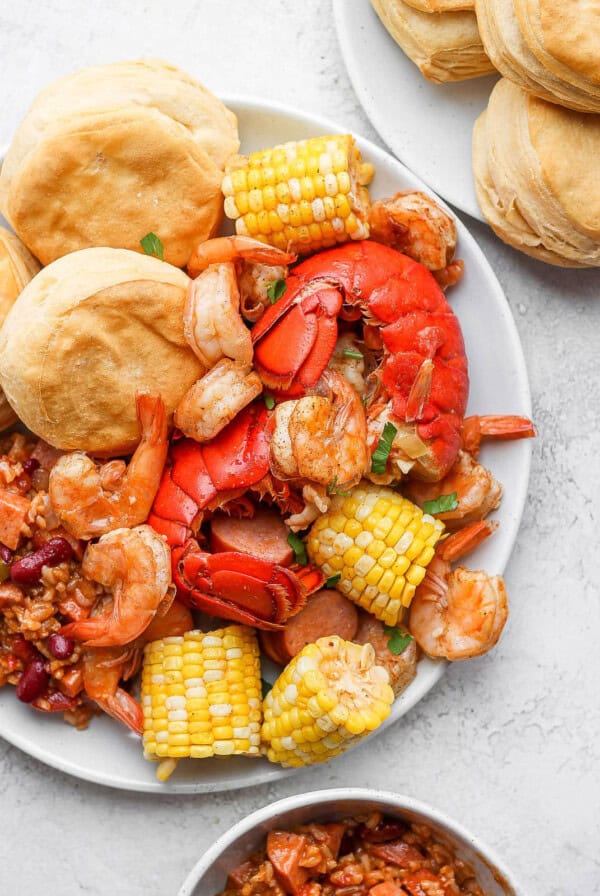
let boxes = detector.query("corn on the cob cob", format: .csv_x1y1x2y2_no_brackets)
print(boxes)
261,636,393,767
307,483,445,626
141,625,262,774
222,134,374,255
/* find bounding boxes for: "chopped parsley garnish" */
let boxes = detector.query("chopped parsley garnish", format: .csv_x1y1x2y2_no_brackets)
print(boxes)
261,678,272,699
263,394,275,410
423,492,459,515
325,573,342,588
370,422,398,475
383,625,413,656
287,532,307,567
267,278,287,304
140,232,164,260
342,348,364,359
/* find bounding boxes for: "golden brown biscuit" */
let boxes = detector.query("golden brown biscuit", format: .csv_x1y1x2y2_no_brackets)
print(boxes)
371,0,494,83
0,248,204,453
476,0,600,112
473,78,600,266
0,60,239,266
0,227,41,429
405,0,474,10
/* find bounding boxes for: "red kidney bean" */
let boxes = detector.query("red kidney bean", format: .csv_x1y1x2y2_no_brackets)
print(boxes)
0,545,13,564
16,658,49,703
10,537,73,586
359,821,408,843
22,457,40,476
11,635,41,664
47,633,74,660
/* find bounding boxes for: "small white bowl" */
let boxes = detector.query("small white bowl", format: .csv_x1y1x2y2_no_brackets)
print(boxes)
178,788,523,895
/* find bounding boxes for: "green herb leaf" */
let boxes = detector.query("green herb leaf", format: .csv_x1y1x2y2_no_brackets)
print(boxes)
370,422,398,475
325,573,342,588
423,492,459,515
287,532,307,567
267,278,287,304
140,232,164,260
342,348,364,359
0,560,9,583
264,394,275,410
383,625,413,656
261,678,272,699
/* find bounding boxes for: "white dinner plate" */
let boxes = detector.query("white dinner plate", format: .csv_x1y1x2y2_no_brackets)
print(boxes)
333,0,499,222
0,96,531,792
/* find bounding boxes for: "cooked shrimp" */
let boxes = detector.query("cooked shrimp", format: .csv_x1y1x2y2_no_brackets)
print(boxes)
174,358,263,442
369,191,463,288
270,369,368,492
238,261,291,322
48,394,167,541
409,521,507,660
187,235,296,278
285,483,330,532
60,525,172,648
461,415,536,458
184,265,253,369
83,647,144,734
404,450,502,530
83,600,193,733
328,332,367,395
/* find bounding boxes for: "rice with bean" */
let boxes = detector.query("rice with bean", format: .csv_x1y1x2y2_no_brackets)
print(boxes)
217,811,488,896
0,432,103,727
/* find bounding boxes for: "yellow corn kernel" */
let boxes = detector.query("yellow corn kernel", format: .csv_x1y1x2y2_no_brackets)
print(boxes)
307,483,445,624
222,134,373,255
262,637,393,767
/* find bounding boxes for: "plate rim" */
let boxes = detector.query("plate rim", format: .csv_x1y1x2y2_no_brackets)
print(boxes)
0,93,531,792
332,0,491,223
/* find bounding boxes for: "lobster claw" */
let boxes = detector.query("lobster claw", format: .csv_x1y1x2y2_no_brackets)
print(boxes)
172,541,311,631
252,276,342,395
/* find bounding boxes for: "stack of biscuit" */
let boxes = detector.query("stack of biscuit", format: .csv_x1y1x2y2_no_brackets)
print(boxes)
473,0,600,266
0,59,240,444
371,0,494,83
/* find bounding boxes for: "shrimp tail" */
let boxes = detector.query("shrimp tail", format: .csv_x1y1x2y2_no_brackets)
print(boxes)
93,689,143,735
136,392,167,445
437,519,497,562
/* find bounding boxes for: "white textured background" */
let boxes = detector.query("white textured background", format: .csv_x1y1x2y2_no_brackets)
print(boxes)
1,2,599,894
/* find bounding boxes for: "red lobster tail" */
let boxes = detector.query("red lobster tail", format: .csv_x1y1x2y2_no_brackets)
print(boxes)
149,402,271,547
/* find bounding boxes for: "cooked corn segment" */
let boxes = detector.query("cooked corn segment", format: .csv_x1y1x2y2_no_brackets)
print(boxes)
222,134,374,255
307,483,445,626
141,625,262,765
261,636,393,767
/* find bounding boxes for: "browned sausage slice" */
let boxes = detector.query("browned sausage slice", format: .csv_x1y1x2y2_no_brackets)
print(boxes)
260,590,358,665
210,508,294,567
354,612,417,697
267,830,310,895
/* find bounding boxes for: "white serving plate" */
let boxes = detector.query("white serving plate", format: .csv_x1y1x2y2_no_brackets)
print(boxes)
179,788,523,895
0,96,531,792
334,0,499,222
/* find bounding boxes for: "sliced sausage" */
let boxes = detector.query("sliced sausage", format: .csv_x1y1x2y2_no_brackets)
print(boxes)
260,590,358,665
370,841,425,868
267,830,311,895
308,822,345,861
210,508,293,567
354,612,417,697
